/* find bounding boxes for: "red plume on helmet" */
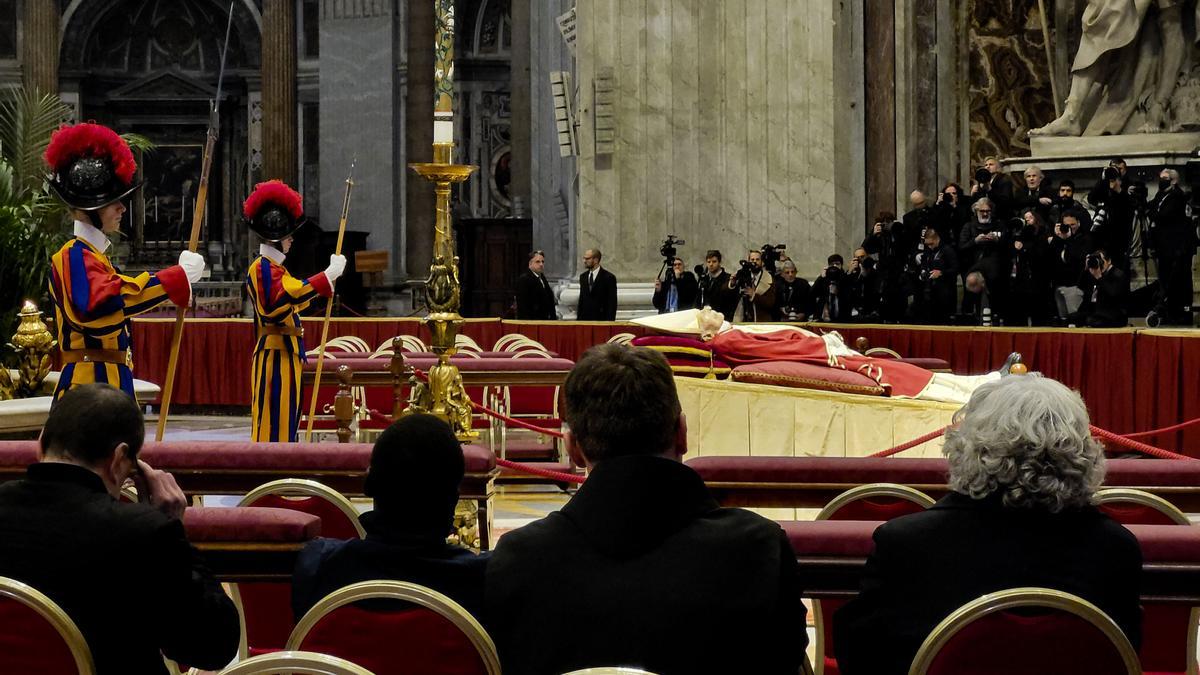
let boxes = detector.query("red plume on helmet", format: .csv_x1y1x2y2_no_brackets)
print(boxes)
244,180,305,241
44,123,141,210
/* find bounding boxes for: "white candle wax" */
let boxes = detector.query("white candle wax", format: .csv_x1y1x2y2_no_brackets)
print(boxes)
434,119,454,144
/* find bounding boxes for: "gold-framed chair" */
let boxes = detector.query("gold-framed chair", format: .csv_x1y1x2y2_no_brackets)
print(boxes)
814,483,936,675
218,650,375,675
232,479,366,657
0,575,95,674
287,580,502,675
1094,488,1197,675
907,587,1142,675
560,668,659,675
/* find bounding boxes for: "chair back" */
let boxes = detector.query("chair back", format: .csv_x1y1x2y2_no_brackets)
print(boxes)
561,669,660,674
234,480,365,655
1094,488,1197,675
218,650,374,675
0,576,95,674
814,484,935,675
909,587,1141,675
287,580,501,675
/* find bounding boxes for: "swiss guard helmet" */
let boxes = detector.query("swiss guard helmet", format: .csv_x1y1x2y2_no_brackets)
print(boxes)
44,123,141,211
244,179,304,242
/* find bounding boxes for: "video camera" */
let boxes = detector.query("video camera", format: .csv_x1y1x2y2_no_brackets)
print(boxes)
658,234,685,282
733,259,755,289
759,243,787,275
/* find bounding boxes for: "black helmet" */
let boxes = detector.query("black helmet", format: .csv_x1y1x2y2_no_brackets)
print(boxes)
44,123,142,210
243,179,305,241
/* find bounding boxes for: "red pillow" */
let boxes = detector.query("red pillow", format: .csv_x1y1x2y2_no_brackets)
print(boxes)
731,361,885,396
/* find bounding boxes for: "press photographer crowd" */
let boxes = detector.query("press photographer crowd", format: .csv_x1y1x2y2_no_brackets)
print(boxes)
633,158,1198,328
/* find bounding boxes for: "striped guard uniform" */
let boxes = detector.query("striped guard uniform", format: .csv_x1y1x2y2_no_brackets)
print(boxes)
48,229,190,400
246,252,333,442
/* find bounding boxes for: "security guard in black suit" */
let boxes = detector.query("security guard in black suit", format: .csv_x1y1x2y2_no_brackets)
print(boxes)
515,249,557,320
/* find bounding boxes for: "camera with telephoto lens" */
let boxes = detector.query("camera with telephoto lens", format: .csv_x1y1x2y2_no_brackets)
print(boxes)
1103,166,1121,182
734,259,755,288
1058,222,1072,235
1086,254,1103,270
1091,208,1108,233
974,167,991,187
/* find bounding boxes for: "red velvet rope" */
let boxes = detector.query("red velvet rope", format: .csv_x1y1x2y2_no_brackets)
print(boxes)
869,428,949,458
1120,415,1200,439
1088,425,1197,461
495,458,585,484
466,401,565,439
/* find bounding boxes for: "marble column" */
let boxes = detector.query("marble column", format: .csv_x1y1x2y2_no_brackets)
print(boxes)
262,0,298,185
319,1,404,276
895,0,938,201
509,0,532,216
864,0,896,223
404,0,435,279
22,0,59,97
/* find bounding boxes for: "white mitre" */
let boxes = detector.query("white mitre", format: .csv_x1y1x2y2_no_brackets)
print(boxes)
629,308,731,340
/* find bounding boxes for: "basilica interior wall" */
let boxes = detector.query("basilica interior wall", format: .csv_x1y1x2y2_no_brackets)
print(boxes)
574,0,863,281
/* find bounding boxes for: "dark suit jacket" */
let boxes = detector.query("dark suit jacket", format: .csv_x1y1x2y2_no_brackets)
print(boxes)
577,267,619,320
651,271,698,313
833,491,1142,675
696,270,737,320
0,463,240,675
515,270,557,320
484,455,806,675
291,510,488,620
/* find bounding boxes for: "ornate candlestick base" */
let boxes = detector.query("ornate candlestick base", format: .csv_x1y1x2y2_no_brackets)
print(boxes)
403,143,478,440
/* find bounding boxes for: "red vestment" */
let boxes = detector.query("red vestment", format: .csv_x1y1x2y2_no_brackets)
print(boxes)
710,329,935,398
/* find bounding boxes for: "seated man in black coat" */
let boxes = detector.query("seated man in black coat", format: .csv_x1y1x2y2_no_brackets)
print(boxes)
0,384,240,675
834,375,1142,675
292,414,486,619
485,344,806,675
515,249,557,320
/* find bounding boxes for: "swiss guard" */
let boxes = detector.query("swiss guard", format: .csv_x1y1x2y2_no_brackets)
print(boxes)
46,122,205,401
244,180,346,442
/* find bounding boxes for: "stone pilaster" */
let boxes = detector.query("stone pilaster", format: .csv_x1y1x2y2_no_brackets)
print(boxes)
404,0,435,279
262,0,298,185
22,0,59,97
509,0,532,216
864,0,896,224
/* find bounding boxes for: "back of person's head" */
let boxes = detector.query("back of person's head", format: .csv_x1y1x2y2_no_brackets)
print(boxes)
564,344,681,464
365,414,464,531
40,384,144,465
943,375,1104,512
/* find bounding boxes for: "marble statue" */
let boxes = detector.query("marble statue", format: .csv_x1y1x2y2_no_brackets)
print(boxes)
1032,0,1200,136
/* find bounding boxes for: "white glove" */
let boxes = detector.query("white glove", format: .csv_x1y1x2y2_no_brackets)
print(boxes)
325,254,347,284
178,250,206,284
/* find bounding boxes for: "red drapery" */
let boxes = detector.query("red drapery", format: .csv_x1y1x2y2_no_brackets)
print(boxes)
129,319,1200,457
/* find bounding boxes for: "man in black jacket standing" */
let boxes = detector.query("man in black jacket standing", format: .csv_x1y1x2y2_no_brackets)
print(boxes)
576,248,619,320
1149,169,1196,325
515,250,557,320
0,384,239,675
695,250,737,320
1087,164,1134,273
485,345,806,675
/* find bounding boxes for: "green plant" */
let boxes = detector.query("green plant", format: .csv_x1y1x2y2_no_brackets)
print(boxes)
0,89,71,353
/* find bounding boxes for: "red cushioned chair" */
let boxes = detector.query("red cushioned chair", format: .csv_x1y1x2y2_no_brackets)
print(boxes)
287,580,501,675
0,576,95,674
232,479,366,657
1096,488,1198,675
813,484,936,675
909,587,1141,675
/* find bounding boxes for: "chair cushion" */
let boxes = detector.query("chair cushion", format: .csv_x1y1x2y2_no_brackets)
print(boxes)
183,506,322,542
731,361,886,396
0,597,82,674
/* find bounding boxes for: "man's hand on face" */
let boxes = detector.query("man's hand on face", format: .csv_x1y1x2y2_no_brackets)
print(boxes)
873,223,883,235
133,460,187,521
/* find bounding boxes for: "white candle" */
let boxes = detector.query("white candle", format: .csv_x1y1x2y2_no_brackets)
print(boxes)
434,118,454,144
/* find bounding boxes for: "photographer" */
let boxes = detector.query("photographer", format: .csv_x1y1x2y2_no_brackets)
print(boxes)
912,228,959,324
653,256,698,314
958,198,1009,315
1049,179,1091,230
903,191,934,237
1005,209,1053,326
1148,168,1196,325
932,183,971,242
1070,249,1130,327
695,250,737,320
863,212,918,322
1049,209,1093,321
812,254,850,322
970,157,1014,221
728,249,776,322
773,260,811,321
1087,162,1134,273
847,247,884,321
1014,166,1055,222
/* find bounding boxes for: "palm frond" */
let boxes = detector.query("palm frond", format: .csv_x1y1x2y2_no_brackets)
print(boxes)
0,89,70,196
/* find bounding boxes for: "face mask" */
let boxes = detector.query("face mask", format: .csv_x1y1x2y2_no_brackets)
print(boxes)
1159,178,1171,191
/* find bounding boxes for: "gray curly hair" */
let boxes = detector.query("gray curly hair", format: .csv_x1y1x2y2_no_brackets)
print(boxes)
943,375,1105,513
